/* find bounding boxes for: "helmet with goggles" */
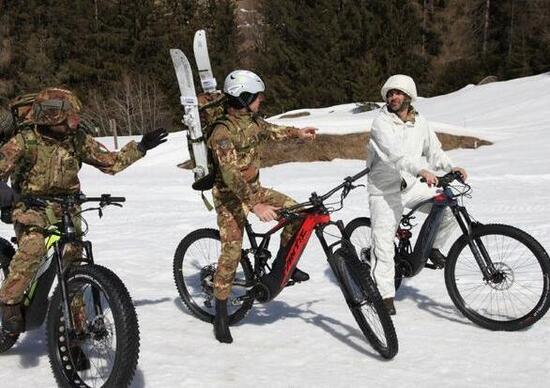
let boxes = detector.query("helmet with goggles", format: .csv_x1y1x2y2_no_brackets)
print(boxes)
31,88,82,126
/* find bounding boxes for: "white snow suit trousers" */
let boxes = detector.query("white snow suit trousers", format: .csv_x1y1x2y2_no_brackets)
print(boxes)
369,180,457,299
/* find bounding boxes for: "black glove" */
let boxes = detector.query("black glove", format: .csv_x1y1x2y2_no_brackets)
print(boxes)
138,128,168,154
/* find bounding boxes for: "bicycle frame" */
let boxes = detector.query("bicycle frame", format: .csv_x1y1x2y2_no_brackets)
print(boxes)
16,195,125,333
396,183,496,280
243,209,350,303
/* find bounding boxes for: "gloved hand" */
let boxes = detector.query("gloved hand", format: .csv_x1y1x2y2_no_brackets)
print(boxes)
138,128,168,154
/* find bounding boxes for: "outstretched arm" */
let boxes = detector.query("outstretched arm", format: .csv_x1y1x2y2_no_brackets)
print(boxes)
78,128,167,175
77,132,144,175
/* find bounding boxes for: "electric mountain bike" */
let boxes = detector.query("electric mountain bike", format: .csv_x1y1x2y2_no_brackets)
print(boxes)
174,168,398,359
0,194,140,387
345,171,550,331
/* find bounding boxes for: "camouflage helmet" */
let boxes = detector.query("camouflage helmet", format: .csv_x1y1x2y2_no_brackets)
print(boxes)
30,88,82,126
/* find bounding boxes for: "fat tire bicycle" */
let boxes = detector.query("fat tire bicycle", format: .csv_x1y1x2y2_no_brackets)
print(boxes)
0,194,140,387
345,171,550,331
174,168,399,359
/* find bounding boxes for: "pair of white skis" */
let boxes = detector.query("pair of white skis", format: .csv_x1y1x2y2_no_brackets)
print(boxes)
170,30,216,181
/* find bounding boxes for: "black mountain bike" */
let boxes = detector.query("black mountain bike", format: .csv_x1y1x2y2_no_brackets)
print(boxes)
174,168,398,359
0,194,140,387
345,171,550,331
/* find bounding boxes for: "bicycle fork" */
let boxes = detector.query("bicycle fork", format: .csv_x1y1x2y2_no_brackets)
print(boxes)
452,206,495,280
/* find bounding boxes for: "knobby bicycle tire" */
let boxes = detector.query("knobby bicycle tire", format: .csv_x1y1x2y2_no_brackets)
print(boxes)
329,249,398,359
47,265,140,387
445,223,550,331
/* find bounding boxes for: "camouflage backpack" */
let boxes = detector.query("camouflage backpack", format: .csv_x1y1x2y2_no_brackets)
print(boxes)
184,91,226,192
0,93,37,144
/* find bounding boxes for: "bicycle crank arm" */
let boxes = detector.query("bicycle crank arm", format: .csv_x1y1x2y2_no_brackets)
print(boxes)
230,293,255,306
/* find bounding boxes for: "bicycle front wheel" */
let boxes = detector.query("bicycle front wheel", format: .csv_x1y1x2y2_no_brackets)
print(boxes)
329,249,398,359
445,223,550,331
173,228,254,325
47,265,140,387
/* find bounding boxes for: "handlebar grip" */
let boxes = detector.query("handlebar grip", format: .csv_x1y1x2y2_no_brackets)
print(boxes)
108,197,126,203
348,167,370,182
83,195,126,203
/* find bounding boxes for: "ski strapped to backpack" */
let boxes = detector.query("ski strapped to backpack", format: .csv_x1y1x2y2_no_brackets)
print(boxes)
171,30,228,209
193,29,217,93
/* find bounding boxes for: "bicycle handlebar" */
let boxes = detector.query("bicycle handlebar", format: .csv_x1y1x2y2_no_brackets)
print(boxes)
420,170,465,188
83,194,126,204
23,193,126,208
280,167,370,214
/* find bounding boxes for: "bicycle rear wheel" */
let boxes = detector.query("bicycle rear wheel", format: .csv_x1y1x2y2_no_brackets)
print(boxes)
445,223,550,331
0,236,19,353
173,228,254,325
47,265,140,387
329,249,398,359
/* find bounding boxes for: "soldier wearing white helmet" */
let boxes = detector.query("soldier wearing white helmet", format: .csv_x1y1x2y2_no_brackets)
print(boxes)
207,70,317,343
366,74,468,315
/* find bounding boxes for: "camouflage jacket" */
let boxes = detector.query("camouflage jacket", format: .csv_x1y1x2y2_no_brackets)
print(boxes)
207,111,299,208
0,127,143,197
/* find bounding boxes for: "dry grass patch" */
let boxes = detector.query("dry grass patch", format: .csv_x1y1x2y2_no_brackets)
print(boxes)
259,132,491,167
178,132,491,169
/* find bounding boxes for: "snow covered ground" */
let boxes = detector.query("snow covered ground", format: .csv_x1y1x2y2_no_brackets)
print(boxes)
1,73,550,387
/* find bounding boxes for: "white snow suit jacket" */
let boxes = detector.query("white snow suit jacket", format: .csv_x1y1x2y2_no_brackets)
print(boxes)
367,105,453,195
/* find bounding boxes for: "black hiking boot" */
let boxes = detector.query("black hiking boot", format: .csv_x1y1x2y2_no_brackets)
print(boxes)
291,267,310,282
383,298,396,316
429,249,446,269
272,244,310,283
213,298,233,344
70,344,91,371
1,303,24,334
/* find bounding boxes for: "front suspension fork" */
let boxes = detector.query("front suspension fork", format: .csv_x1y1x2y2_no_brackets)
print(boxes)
453,206,495,280
54,243,75,333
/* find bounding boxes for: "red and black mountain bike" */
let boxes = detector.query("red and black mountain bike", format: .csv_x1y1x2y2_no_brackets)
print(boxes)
173,168,398,359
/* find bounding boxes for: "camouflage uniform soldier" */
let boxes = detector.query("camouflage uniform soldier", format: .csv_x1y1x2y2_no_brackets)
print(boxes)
208,70,317,344
0,88,168,335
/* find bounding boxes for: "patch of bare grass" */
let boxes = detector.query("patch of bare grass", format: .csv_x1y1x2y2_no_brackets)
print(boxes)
179,132,491,169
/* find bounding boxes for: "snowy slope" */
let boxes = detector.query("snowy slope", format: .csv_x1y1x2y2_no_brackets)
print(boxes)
1,73,550,387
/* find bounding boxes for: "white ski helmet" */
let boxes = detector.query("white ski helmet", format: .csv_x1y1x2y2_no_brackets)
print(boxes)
223,70,265,100
381,74,417,102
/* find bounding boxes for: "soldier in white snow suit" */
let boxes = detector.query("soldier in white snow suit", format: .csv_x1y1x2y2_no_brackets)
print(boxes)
366,74,468,315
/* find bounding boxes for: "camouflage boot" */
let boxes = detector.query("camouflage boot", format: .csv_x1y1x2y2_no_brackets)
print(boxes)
1,303,24,334
213,298,233,344
273,244,310,283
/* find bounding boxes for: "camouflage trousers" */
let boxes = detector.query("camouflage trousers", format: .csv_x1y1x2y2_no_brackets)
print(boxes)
212,185,300,300
0,203,82,305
